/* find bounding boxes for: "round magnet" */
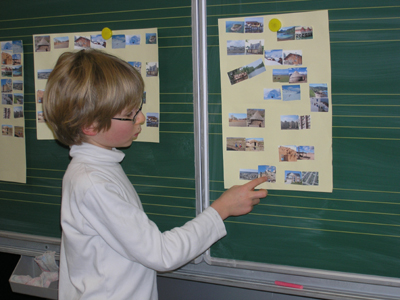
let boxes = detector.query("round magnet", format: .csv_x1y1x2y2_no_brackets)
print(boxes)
101,27,112,40
268,18,282,32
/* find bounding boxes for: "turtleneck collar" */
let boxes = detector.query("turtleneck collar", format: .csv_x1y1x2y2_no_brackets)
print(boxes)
69,142,125,164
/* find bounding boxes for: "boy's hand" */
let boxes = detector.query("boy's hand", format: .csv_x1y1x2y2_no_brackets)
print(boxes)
211,177,268,220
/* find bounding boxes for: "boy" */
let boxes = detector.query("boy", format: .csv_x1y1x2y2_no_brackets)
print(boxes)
43,49,267,300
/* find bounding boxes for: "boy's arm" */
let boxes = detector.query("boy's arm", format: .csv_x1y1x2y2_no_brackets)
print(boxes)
211,177,268,220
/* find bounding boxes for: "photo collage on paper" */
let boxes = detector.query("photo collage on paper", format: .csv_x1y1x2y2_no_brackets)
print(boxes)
224,17,327,187
34,29,160,142
1,40,24,139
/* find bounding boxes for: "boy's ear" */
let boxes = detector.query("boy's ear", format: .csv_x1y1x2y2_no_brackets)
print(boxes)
82,125,98,136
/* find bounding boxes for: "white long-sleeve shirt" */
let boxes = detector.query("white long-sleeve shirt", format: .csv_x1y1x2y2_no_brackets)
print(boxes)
58,143,226,300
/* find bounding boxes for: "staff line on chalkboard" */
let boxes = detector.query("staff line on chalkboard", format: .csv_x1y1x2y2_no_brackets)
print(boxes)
207,1,400,13
331,28,400,33
259,203,400,216
250,212,400,227
224,220,400,239
0,5,192,24
207,0,312,8
210,192,400,205
133,183,195,191
331,39,400,43
337,126,399,129
0,14,192,32
0,183,61,191
146,212,192,220
0,189,59,199
333,136,400,141
127,174,194,181
139,193,195,200
142,203,195,210
264,193,400,205
0,197,60,206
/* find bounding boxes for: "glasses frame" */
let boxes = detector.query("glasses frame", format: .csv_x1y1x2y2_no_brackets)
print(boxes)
112,100,143,123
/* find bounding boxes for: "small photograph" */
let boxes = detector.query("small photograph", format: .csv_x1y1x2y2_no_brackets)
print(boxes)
277,26,295,41
1,41,13,51
90,35,106,49
264,88,281,100
34,36,51,52
54,36,69,49
302,171,319,185
37,69,52,80
247,109,265,128
246,59,266,78
128,61,142,73
240,169,258,180
2,124,13,137
37,111,45,123
37,90,44,103
299,115,311,129
310,83,328,97
289,67,307,83
272,69,289,82
126,35,141,45
146,62,158,77
281,115,299,130
245,39,264,55
227,58,266,85
12,54,22,65
246,138,264,151
12,65,23,77
296,26,313,40
3,107,11,119
264,49,282,65
146,113,159,127
1,79,12,92
111,35,126,49
142,91,146,104
12,40,23,54
13,106,23,118
310,97,329,112
283,50,302,65
13,80,23,91
2,94,13,105
1,66,12,77
297,146,314,161
282,85,301,101
226,137,246,151
279,145,298,162
14,126,24,138
14,93,24,104
1,51,13,65
226,21,245,33
146,33,157,44
74,36,91,49
258,165,276,183
245,17,264,33
285,170,302,184
227,40,245,55
229,113,247,127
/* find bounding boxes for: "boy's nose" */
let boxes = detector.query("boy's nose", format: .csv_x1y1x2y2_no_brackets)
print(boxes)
135,111,145,124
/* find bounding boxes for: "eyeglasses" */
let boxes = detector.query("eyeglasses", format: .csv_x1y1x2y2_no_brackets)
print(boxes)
112,100,143,123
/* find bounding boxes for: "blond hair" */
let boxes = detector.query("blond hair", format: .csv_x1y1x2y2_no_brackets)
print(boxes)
43,49,144,146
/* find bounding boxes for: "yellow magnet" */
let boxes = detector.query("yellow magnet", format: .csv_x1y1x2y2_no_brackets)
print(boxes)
268,18,282,32
101,27,112,40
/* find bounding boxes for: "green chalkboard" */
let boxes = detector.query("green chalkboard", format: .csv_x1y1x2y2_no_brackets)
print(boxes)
0,1,196,238
207,0,400,279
